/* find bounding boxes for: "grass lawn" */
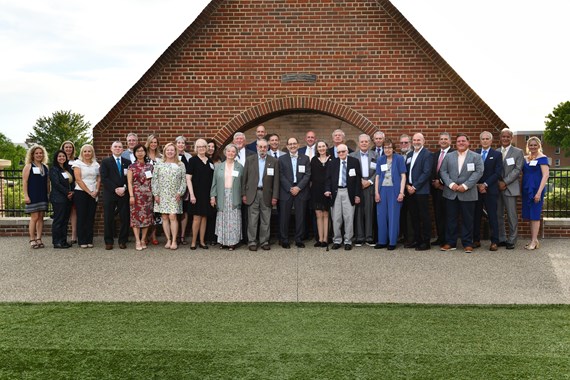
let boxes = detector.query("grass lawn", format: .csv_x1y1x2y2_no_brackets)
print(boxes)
0,303,569,379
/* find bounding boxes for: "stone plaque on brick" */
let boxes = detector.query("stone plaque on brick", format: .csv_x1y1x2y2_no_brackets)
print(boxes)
282,73,317,83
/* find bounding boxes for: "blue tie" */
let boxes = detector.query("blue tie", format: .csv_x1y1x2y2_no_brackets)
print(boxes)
481,150,487,162
116,158,122,176
341,161,347,187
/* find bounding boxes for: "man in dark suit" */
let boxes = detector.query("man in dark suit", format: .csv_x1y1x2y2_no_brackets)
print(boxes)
405,133,433,251
328,129,353,158
100,141,131,250
372,131,385,157
245,125,267,153
439,133,484,253
298,130,317,160
473,131,503,251
430,132,454,246
325,144,362,250
242,139,279,251
278,137,311,248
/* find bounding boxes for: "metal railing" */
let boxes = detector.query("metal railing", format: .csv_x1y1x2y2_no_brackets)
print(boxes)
0,169,28,217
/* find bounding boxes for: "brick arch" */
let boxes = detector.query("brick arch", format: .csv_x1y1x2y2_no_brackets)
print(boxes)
213,97,378,145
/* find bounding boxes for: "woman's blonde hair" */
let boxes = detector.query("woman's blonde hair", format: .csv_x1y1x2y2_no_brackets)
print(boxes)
525,136,543,155
78,144,97,163
25,145,48,166
60,140,76,157
162,142,181,164
145,134,162,156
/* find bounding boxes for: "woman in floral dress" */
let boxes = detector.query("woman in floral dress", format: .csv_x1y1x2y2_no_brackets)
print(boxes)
127,144,154,251
152,142,187,250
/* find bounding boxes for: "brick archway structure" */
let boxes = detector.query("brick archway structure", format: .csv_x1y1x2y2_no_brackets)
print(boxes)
216,97,376,145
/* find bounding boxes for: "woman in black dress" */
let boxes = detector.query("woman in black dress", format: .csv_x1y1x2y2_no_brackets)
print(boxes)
187,138,215,249
310,140,333,247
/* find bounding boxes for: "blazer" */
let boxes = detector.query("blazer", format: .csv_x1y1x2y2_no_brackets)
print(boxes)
349,149,378,183
100,155,131,199
210,161,244,210
242,154,280,207
49,164,74,203
376,154,406,191
325,156,363,205
406,147,433,195
298,145,316,157
278,153,311,201
500,145,524,196
475,148,503,194
439,150,484,202
431,148,455,182
246,140,258,153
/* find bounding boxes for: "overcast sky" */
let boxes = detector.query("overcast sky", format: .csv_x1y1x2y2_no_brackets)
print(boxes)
1,0,568,143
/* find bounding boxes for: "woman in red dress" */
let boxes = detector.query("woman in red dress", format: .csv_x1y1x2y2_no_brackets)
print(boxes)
127,144,154,250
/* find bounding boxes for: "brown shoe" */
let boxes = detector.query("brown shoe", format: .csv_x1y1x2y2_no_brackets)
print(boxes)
248,245,258,251
464,246,474,253
105,244,113,250
473,241,481,248
119,243,127,249
261,244,270,251
440,244,456,251
489,243,498,251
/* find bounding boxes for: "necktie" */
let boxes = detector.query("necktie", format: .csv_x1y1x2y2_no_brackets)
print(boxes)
437,150,445,172
481,150,487,162
501,147,507,160
308,147,313,160
274,152,278,158
377,148,382,155
341,160,347,187
116,158,122,176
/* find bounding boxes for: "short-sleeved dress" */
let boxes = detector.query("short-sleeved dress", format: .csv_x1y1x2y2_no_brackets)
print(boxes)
310,156,332,211
187,155,214,216
152,161,187,214
25,163,49,213
522,156,549,221
129,161,154,227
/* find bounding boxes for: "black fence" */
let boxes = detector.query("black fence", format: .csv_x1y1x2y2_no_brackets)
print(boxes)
2,168,569,218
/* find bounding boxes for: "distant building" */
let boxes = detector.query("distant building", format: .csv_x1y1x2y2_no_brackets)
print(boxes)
513,131,570,168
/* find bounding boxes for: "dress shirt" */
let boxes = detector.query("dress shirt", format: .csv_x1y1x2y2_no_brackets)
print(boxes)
338,159,348,186
291,154,298,183
457,150,467,174
360,151,369,178
237,147,247,166
409,147,422,184
258,155,266,187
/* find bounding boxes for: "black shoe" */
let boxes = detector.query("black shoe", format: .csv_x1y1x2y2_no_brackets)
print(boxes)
282,242,291,249
404,242,417,248
314,241,322,247
62,242,72,248
374,244,387,249
387,245,396,251
415,244,430,251
506,243,515,250
331,243,341,250
344,244,352,251
498,241,507,247
296,242,305,248
366,240,375,247
53,243,69,249
354,240,363,247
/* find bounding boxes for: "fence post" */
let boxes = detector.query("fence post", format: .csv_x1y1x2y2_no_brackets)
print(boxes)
0,159,13,217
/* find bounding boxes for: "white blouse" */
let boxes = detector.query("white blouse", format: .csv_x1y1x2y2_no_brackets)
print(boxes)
72,160,100,192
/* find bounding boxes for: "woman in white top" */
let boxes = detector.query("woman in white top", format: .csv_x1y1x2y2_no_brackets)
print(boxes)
72,144,100,248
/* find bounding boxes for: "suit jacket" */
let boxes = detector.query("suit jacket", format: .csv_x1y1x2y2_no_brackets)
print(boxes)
431,148,455,182
278,153,311,201
242,154,280,207
349,149,378,183
500,145,524,196
372,146,385,157
246,140,259,153
210,161,244,210
328,146,354,158
100,155,131,199
298,145,316,157
325,156,362,205
440,150,484,201
376,154,406,191
475,148,503,195
49,165,74,203
406,147,433,195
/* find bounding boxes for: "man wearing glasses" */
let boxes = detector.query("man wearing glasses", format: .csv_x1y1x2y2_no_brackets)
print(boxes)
278,137,311,248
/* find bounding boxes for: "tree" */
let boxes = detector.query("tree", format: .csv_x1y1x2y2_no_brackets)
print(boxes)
544,101,570,156
27,110,92,157
0,132,27,169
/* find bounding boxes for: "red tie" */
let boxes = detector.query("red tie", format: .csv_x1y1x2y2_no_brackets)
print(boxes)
437,150,445,172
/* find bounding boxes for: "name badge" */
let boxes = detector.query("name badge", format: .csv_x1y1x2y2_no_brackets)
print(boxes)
298,165,306,173
209,163,214,170
529,160,538,167
267,168,274,176
145,170,153,179
32,167,41,175
506,157,515,166
62,172,70,179
406,157,411,164
349,168,356,177
381,164,388,172
124,169,128,176
370,162,377,170
232,170,239,177
467,163,475,172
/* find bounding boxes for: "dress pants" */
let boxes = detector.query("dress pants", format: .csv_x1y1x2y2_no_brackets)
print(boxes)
74,190,97,245
377,186,402,246
248,190,271,246
103,195,130,245
473,193,499,244
279,195,306,244
446,198,476,248
331,189,355,245
354,185,374,242
409,193,431,245
497,192,518,245
51,200,72,245
431,187,447,243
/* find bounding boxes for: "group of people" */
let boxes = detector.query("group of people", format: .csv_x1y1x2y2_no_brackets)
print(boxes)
23,125,549,253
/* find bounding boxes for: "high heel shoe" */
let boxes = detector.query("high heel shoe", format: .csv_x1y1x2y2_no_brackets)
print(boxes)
525,240,539,250
190,245,197,250
199,243,208,249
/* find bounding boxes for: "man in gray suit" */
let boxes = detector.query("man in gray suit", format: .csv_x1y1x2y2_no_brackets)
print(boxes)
242,139,280,251
497,128,524,249
439,133,484,253
350,134,377,246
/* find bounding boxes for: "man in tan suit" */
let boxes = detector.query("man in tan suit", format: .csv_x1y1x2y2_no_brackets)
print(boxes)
242,139,280,251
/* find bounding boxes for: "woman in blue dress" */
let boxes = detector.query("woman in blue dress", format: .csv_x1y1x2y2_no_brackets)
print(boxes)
521,136,549,250
22,145,50,249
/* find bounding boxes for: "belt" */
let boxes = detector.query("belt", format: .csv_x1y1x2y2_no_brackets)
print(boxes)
257,187,263,190
292,182,297,186
338,186,347,189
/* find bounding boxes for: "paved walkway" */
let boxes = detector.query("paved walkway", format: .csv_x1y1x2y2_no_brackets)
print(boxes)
1,237,569,304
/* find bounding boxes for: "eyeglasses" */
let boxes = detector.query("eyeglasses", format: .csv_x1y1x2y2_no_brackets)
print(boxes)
400,141,410,144
337,150,347,153
196,145,207,148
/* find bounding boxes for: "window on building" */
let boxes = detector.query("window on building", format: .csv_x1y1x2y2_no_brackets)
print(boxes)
555,159,560,167
555,147,561,155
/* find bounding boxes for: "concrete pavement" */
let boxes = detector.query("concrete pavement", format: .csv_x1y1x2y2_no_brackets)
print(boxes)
1,237,569,304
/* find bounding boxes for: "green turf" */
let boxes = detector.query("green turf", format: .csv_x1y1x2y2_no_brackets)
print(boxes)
0,303,569,379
